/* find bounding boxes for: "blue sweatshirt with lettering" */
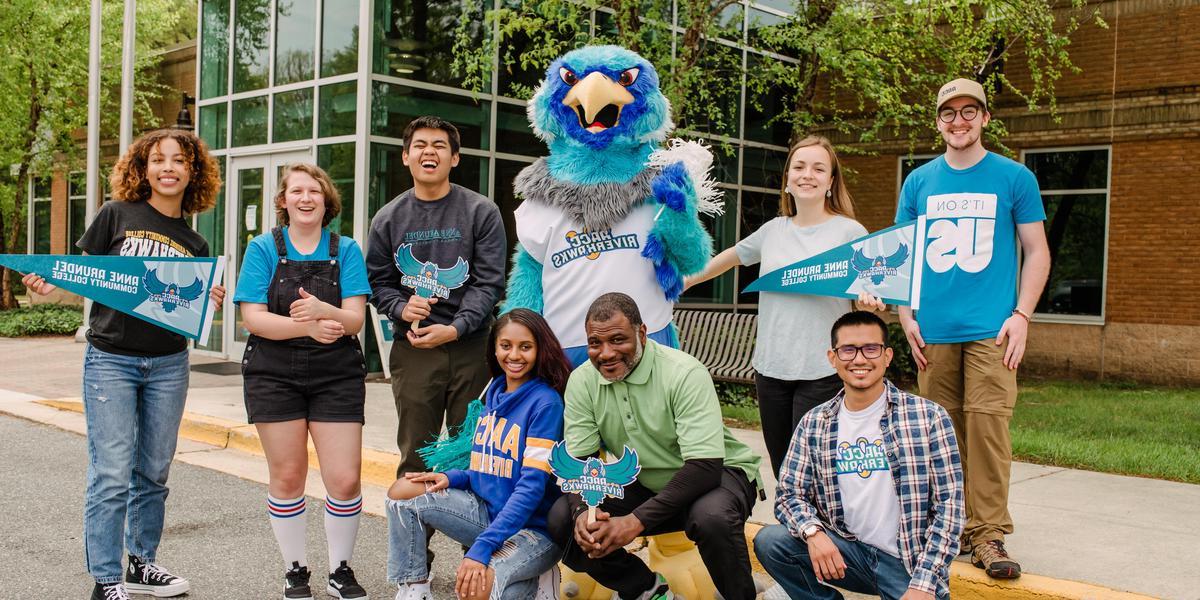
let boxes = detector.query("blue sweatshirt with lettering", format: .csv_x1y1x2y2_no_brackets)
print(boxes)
444,375,564,565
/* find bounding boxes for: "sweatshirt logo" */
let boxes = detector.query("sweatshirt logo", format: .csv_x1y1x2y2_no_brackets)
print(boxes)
394,243,470,299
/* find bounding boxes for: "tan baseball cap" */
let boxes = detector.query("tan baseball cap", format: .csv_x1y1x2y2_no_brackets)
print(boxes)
936,78,987,111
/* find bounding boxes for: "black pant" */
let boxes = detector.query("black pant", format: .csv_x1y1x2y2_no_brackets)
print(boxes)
756,372,844,477
547,467,758,600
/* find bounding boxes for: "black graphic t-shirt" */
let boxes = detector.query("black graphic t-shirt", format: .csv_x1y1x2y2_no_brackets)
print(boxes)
77,200,210,356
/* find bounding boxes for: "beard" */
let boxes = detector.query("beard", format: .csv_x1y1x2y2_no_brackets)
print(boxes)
601,336,644,383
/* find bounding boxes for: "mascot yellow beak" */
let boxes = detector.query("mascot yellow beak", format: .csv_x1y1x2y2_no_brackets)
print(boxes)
562,72,634,133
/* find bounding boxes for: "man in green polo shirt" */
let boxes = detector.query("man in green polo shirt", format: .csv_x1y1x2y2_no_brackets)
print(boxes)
546,292,763,600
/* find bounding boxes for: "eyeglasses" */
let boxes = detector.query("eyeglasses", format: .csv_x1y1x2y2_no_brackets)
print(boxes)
834,343,886,361
938,105,982,123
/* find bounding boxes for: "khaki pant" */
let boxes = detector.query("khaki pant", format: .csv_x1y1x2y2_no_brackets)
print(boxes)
918,338,1017,548
389,327,492,477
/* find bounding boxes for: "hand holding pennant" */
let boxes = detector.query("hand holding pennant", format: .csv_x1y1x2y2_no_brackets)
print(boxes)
0,254,225,344
549,441,641,524
393,243,470,331
744,217,928,310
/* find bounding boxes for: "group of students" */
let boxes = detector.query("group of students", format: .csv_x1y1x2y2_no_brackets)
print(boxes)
23,75,1048,600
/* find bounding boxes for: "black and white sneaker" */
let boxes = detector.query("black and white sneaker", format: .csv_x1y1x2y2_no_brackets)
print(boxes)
91,582,132,600
285,562,315,600
125,555,190,597
327,561,368,599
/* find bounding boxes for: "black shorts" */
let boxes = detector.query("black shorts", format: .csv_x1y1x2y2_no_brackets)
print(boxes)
242,336,367,424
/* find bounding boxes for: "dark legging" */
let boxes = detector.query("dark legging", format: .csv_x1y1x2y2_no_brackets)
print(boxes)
755,372,844,477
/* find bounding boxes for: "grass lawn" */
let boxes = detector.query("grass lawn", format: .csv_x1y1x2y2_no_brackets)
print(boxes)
1012,379,1200,484
720,378,1200,484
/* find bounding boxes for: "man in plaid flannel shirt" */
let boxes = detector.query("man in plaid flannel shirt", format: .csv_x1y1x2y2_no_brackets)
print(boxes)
754,311,964,599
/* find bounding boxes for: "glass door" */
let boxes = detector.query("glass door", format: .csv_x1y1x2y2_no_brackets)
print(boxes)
224,150,312,358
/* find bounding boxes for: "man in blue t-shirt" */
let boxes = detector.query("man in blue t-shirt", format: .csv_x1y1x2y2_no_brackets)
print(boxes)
894,78,1050,580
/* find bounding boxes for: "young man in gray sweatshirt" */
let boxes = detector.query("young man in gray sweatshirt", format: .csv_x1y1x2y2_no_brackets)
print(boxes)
366,116,506,480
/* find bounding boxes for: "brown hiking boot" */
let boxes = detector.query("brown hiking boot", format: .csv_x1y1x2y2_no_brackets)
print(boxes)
972,540,1021,579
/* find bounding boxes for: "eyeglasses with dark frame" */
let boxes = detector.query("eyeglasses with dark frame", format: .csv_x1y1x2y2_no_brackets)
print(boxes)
938,105,982,123
834,343,886,361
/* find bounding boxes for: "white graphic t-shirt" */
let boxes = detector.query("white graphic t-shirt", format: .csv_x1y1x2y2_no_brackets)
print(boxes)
835,392,901,557
516,200,672,349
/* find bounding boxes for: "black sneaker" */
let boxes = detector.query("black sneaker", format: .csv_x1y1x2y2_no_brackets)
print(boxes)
327,561,368,599
91,582,132,600
626,573,674,600
285,562,314,600
125,555,190,597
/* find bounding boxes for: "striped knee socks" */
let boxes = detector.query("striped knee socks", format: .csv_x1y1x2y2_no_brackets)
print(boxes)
324,494,362,569
267,495,307,568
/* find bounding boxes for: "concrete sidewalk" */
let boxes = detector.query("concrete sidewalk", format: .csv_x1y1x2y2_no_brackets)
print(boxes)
1,336,1194,599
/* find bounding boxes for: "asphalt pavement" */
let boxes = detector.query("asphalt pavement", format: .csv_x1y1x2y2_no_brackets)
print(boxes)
0,414,461,600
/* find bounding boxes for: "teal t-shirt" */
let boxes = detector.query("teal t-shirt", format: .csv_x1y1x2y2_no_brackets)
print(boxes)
896,152,1045,343
233,228,372,304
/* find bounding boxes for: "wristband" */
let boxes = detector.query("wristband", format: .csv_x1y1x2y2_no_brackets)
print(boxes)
1011,307,1031,322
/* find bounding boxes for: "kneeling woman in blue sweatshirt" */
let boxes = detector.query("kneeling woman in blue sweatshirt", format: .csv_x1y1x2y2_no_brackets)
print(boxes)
386,308,571,600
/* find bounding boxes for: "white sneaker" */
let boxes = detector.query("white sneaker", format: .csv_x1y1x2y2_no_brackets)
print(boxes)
762,583,790,600
394,577,433,600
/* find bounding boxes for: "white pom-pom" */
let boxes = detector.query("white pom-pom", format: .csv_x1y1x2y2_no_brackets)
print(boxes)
648,138,725,216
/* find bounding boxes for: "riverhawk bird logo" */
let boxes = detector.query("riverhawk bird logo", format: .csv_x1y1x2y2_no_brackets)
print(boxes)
142,270,204,313
394,243,470,299
851,244,910,285
549,441,641,507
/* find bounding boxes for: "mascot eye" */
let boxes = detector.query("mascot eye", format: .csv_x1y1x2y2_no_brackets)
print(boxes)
617,68,640,86
559,67,578,86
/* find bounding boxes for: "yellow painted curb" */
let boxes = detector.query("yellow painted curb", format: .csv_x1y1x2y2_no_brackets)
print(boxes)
28,399,1159,600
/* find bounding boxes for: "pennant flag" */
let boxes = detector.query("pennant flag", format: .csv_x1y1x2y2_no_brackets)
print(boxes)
0,254,226,344
744,217,928,309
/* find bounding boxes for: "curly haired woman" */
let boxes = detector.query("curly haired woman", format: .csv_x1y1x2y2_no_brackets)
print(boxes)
23,129,224,600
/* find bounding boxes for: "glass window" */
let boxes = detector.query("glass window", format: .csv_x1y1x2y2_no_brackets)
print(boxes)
743,54,791,146
681,40,742,138
493,159,532,264
317,143,356,238
369,143,488,220
495,102,544,157
741,145,786,190
231,95,269,147
232,0,270,93
711,147,739,185
899,156,935,187
318,81,357,138
372,0,483,87
68,173,88,255
496,31,545,99
747,8,787,50
31,176,52,255
321,0,359,76
274,0,317,85
273,88,314,143
1025,148,1110,318
200,0,230,99
749,0,794,14
199,102,228,150
193,158,226,352
737,190,778,304
371,83,489,150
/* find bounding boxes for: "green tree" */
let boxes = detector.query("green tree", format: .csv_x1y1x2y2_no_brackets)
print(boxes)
452,0,1103,147
0,0,189,308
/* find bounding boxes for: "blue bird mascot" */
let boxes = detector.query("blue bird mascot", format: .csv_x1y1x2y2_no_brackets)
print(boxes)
502,45,723,367
504,45,723,600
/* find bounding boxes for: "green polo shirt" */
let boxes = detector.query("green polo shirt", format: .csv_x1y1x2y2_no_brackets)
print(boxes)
564,340,762,492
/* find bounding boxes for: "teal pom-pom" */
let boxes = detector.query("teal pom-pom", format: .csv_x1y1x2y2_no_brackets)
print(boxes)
417,398,485,472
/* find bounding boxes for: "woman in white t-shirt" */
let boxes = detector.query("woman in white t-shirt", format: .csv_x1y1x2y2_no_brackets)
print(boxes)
685,135,884,477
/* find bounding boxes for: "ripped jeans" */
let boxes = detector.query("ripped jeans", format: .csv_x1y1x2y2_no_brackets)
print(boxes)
386,488,560,599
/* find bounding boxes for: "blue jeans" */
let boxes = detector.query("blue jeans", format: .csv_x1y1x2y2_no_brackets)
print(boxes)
754,525,948,600
387,489,560,599
82,344,190,583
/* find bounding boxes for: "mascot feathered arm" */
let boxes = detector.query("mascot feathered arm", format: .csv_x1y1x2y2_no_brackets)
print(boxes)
642,140,722,301
500,244,544,314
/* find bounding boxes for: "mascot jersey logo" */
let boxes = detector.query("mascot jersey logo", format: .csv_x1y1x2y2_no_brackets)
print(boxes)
394,243,469,299
835,437,889,479
549,441,640,506
851,244,909,285
142,270,203,313
551,229,641,268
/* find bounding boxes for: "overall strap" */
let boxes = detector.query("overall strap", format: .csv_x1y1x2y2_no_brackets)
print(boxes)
270,226,288,257
328,231,340,259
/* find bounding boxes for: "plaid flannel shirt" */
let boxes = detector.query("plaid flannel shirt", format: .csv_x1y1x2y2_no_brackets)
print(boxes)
775,380,964,596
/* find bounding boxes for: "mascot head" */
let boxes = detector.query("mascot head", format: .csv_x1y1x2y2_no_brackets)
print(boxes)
528,45,673,151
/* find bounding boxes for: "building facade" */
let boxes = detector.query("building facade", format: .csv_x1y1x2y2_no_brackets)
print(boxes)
27,0,1200,383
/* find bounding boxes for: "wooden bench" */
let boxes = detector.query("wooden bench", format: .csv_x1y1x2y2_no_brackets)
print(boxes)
673,308,757,384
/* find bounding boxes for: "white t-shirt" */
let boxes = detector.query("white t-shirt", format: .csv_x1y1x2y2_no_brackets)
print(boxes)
515,200,673,349
835,392,901,557
735,215,868,380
